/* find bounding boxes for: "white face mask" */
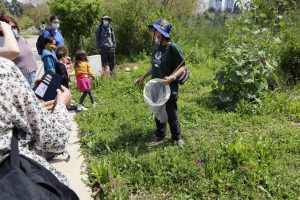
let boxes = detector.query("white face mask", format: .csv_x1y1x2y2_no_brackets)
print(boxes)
52,23,60,30
103,20,109,26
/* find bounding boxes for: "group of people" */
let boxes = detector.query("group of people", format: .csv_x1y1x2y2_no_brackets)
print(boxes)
0,12,187,192
38,15,116,111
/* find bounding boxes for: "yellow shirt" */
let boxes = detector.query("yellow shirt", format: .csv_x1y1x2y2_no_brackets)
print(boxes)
75,61,95,78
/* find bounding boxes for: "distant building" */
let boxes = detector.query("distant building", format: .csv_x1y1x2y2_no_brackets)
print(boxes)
200,0,250,13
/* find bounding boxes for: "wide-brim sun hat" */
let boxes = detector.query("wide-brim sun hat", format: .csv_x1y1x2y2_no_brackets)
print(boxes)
101,15,112,21
151,18,172,38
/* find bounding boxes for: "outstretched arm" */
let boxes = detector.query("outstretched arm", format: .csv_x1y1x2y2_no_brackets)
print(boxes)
135,67,152,86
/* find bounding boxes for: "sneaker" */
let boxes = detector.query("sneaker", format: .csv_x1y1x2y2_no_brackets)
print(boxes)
81,106,88,111
92,103,97,108
176,139,185,148
77,104,82,111
77,104,88,111
67,105,77,111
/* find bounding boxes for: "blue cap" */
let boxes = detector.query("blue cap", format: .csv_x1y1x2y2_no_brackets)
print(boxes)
152,19,172,38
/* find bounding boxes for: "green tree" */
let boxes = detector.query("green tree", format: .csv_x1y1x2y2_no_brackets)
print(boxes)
7,0,23,17
102,0,162,55
0,0,8,15
48,0,102,55
22,3,50,26
159,0,200,19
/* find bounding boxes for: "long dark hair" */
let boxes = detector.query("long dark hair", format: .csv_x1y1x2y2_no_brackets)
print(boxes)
43,36,54,48
75,50,88,68
50,15,59,23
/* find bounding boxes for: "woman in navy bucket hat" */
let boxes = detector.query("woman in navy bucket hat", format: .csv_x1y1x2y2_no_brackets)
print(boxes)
136,19,187,147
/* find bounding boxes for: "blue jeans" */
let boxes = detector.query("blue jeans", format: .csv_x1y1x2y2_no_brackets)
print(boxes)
24,71,36,89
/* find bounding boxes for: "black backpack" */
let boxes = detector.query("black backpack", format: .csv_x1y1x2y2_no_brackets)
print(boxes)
0,127,79,200
36,29,57,55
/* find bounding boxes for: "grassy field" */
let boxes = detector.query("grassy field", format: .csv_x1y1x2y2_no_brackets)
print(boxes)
73,55,300,199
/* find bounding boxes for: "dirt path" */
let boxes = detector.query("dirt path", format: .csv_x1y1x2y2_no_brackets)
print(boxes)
27,35,92,200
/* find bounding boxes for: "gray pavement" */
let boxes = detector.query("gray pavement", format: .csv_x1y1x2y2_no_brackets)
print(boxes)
49,112,92,200
26,35,93,200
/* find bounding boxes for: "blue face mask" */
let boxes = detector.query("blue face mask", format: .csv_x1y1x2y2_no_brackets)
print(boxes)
0,36,4,47
12,29,20,39
52,23,60,30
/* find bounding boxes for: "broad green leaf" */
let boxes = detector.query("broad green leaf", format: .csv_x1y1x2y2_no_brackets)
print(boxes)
259,13,267,18
219,90,234,103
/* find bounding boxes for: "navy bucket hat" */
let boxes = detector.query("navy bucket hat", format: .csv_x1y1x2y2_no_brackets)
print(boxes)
149,19,172,38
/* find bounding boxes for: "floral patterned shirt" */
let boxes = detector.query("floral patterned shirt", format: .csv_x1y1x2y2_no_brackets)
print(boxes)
0,57,71,185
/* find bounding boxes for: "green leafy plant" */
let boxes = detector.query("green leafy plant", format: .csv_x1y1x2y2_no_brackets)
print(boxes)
212,0,297,112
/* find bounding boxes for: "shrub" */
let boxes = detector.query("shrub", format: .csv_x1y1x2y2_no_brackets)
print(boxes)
16,15,34,30
48,0,102,55
280,36,300,85
211,0,297,112
101,0,162,55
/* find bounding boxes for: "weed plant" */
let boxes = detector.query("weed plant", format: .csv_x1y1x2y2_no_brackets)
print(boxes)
74,57,300,199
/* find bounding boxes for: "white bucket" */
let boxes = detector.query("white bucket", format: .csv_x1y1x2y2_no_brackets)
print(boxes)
87,55,102,76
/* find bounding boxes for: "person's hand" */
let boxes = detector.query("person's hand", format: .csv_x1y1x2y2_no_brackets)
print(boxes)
43,100,56,113
0,21,12,34
134,76,144,86
161,76,173,85
34,79,42,88
56,85,72,106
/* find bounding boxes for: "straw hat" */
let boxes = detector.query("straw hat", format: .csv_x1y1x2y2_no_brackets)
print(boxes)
101,15,112,21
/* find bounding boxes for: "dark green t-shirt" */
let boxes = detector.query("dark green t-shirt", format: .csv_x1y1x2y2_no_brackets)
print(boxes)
151,42,185,92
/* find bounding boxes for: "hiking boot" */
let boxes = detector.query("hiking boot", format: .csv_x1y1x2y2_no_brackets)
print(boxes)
175,139,185,148
149,136,166,146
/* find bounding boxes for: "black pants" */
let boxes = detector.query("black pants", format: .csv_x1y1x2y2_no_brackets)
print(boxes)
101,51,115,72
155,93,181,141
79,91,94,105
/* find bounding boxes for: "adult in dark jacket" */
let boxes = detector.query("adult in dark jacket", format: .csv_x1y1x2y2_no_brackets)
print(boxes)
95,15,116,76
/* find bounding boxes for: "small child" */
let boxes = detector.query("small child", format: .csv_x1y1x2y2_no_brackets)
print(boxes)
41,36,57,73
59,46,72,76
75,50,95,111
56,46,70,89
